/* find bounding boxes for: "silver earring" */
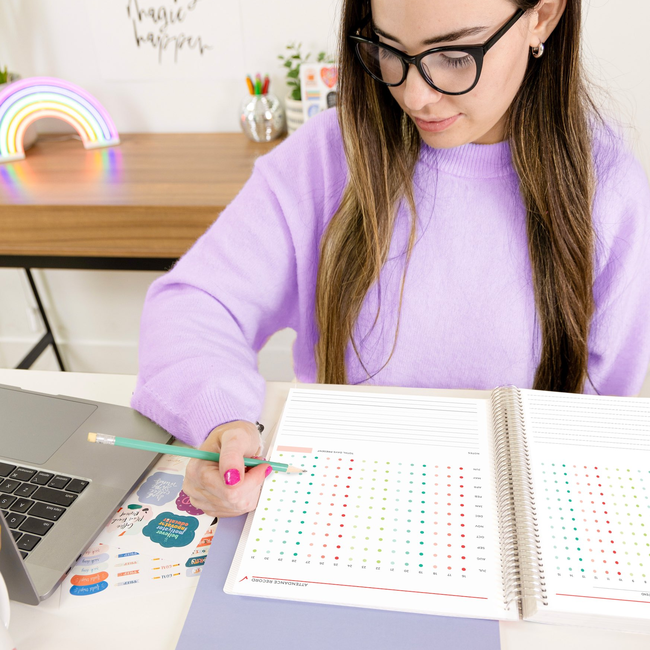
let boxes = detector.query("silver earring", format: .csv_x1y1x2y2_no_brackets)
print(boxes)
531,42,545,58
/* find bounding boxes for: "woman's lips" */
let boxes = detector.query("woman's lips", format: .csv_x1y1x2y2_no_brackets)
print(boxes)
413,114,461,132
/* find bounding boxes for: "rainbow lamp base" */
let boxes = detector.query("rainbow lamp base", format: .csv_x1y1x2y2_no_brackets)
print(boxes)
0,76,120,164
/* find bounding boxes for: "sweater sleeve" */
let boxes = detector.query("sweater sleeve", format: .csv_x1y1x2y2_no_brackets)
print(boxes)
130,109,346,446
130,163,299,447
586,139,650,396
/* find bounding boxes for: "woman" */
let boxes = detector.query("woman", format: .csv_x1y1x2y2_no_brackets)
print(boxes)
131,0,650,517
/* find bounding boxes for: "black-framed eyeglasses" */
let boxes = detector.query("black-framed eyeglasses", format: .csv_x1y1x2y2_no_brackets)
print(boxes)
349,8,525,96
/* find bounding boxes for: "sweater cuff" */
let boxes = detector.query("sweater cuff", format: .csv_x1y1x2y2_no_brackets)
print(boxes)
185,388,258,446
131,384,259,448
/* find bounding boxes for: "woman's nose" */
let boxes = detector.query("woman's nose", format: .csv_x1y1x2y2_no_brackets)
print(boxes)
401,64,443,113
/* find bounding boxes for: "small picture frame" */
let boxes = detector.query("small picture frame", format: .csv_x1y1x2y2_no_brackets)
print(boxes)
300,63,338,122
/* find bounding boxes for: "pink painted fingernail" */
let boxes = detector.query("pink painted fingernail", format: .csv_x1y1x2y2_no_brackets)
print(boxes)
265,465,273,477
224,469,241,486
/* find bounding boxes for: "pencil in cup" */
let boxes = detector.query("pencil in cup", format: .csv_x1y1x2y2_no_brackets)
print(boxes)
87,432,305,473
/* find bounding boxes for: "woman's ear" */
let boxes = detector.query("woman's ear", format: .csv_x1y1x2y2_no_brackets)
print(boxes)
527,0,568,48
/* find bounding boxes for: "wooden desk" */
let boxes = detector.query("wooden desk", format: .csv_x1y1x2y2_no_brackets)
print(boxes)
0,132,282,368
0,132,281,268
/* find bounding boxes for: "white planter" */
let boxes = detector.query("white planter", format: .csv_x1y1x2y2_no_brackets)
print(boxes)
285,95,304,135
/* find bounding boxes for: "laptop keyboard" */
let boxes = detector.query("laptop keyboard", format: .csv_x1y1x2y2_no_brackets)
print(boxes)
0,461,89,560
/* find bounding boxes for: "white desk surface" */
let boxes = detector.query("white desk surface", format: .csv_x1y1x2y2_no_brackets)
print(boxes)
2,368,648,650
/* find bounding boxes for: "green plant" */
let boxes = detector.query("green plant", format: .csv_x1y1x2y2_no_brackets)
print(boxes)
278,43,334,101
0,66,9,84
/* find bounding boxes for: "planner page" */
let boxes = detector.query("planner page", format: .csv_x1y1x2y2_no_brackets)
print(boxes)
521,389,650,629
225,388,518,621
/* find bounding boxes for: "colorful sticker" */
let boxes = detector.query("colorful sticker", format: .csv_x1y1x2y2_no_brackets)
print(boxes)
137,472,184,506
76,563,110,574
114,559,140,569
70,581,109,596
116,579,140,587
70,572,109,586
78,553,110,566
106,505,154,535
83,542,108,556
142,512,199,548
185,554,207,568
175,489,203,515
152,571,182,580
195,533,213,549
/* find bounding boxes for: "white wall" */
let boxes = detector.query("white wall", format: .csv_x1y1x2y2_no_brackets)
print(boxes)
0,0,342,133
0,0,648,380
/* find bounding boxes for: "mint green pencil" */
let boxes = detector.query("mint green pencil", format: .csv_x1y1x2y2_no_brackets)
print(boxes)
87,432,304,473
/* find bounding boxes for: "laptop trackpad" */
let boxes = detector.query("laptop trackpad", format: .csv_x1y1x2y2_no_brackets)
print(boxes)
0,387,97,464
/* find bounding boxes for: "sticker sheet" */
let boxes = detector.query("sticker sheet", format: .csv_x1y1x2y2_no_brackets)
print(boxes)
60,454,216,607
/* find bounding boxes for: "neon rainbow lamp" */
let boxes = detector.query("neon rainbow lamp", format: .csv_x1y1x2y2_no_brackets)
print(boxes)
0,76,120,164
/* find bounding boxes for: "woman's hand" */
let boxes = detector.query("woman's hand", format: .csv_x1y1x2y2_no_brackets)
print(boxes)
182,420,271,517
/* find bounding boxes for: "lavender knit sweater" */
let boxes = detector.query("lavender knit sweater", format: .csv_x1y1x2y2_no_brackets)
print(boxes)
132,109,650,447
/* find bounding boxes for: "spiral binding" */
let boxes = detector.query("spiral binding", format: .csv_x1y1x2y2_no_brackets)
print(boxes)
492,386,547,617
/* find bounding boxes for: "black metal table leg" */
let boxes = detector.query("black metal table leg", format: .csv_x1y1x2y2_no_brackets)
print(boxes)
15,268,66,371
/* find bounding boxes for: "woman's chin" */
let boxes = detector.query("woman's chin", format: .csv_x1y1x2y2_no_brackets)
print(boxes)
418,128,466,150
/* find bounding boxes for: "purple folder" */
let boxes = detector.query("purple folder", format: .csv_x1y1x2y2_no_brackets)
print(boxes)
176,516,501,650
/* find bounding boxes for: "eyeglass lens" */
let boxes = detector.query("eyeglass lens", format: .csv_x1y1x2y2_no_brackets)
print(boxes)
356,42,478,94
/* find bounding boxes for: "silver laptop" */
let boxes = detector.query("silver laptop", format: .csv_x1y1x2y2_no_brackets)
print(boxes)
0,383,171,605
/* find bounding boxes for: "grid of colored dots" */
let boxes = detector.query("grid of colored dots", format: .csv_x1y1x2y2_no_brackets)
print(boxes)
250,454,482,579
541,462,649,584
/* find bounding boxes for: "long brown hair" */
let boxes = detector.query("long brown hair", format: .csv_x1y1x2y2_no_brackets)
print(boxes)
315,0,600,393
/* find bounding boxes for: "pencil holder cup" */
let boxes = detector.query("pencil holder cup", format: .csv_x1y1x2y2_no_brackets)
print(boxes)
240,93,285,142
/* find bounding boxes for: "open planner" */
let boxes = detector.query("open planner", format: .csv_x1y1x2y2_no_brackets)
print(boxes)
225,386,650,633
